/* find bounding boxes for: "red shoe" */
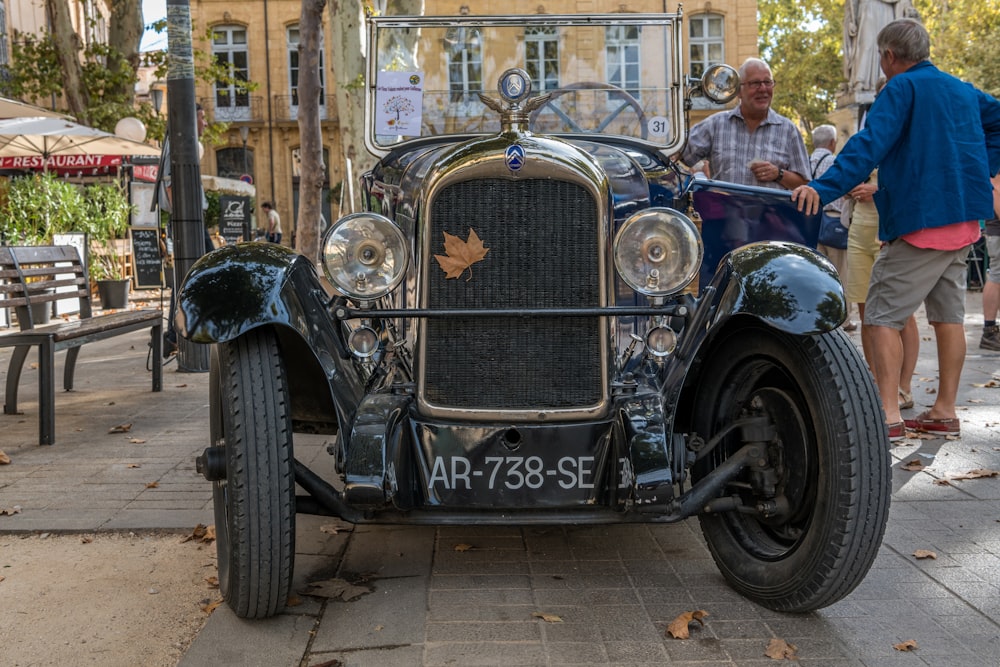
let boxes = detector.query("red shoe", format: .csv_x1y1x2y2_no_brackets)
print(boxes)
903,410,960,436
887,421,906,442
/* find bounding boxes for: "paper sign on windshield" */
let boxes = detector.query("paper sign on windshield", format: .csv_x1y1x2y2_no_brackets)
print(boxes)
375,71,424,136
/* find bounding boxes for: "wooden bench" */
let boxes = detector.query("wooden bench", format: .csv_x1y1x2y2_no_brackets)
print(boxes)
0,245,162,445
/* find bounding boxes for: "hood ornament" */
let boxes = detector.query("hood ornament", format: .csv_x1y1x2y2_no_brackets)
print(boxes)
478,68,551,132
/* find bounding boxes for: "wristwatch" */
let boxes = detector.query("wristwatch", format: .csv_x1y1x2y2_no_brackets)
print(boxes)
774,168,784,182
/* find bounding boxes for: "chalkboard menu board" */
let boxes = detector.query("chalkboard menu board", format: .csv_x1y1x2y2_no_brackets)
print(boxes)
130,227,162,289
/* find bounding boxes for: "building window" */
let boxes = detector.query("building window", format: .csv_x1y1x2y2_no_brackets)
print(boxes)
689,13,724,79
525,26,558,92
217,146,254,181
287,24,327,120
212,25,250,121
445,26,482,114
605,25,641,99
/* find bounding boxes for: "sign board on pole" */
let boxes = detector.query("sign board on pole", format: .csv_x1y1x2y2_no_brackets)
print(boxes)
219,195,251,245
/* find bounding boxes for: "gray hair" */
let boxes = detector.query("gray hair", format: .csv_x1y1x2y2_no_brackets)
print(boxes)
877,18,930,64
738,57,772,80
812,124,837,148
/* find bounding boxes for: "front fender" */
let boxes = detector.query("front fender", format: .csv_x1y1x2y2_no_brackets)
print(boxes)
710,241,846,335
176,242,325,344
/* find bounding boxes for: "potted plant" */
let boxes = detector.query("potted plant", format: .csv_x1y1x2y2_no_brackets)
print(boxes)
0,172,81,245
81,182,134,309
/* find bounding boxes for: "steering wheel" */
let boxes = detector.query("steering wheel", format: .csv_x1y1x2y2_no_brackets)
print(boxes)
529,81,649,140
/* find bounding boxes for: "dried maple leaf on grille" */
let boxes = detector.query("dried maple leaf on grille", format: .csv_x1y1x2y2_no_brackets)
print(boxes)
434,228,489,280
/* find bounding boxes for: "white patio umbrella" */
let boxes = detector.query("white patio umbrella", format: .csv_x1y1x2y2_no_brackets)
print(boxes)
0,117,160,168
0,96,72,119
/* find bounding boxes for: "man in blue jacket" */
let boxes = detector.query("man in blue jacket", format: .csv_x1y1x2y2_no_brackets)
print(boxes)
792,18,1000,442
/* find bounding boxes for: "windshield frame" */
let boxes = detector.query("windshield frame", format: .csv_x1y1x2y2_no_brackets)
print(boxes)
365,13,687,158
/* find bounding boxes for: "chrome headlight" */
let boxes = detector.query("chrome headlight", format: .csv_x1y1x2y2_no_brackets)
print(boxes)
322,213,408,300
701,64,739,104
613,208,702,296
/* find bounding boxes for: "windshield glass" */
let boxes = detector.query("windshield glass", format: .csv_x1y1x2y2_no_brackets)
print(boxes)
367,14,684,155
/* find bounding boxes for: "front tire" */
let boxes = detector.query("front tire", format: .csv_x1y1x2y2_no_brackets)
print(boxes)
692,325,890,612
210,329,295,619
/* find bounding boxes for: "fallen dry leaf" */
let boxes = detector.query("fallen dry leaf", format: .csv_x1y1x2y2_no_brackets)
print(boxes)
453,543,474,552
933,479,951,486
199,598,222,614
1,505,22,516
129,438,147,444
972,380,1000,387
901,459,926,472
0,450,10,465
319,524,341,535
913,549,937,560
180,523,215,544
967,398,985,403
893,639,918,651
108,422,133,434
764,637,798,660
308,660,344,667
286,595,302,607
434,228,489,280
204,575,219,588
374,624,384,631
80,536,93,544
531,611,564,623
145,481,159,489
175,383,188,388
666,610,709,639
126,463,141,468
948,469,999,480
305,578,372,601
0,575,4,583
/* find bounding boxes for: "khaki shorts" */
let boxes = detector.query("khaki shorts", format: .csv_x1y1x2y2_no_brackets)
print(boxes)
865,239,970,329
845,221,881,305
988,234,1000,284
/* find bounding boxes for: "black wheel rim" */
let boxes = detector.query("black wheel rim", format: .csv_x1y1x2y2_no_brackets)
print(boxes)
708,360,819,560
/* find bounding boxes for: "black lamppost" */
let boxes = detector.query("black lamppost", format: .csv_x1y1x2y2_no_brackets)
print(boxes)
239,125,249,176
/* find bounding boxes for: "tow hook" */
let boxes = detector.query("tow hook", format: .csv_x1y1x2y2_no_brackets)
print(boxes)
196,447,227,482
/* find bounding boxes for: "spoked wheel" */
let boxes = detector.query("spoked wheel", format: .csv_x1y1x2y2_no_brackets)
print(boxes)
692,325,890,612
528,81,649,139
209,328,295,619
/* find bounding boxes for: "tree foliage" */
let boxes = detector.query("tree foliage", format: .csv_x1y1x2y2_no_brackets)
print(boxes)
758,0,1000,142
915,0,1000,98
757,0,845,138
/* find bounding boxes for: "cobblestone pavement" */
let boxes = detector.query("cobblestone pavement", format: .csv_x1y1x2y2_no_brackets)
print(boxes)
1,294,998,666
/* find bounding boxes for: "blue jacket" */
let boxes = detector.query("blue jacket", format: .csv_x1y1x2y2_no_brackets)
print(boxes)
811,61,1000,241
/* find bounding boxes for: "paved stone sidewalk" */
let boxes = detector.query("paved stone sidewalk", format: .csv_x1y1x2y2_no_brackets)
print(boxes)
2,296,999,666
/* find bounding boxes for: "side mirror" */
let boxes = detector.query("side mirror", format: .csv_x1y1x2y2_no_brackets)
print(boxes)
700,64,740,105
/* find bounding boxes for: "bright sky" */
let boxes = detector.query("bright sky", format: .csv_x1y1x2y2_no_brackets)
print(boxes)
141,0,167,52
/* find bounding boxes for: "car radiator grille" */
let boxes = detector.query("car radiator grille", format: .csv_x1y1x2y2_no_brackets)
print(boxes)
423,178,603,411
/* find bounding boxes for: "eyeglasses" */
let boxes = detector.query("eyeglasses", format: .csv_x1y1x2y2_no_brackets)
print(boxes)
741,79,776,90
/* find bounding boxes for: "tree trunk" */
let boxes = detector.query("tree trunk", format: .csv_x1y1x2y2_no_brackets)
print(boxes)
45,0,89,124
109,0,144,106
330,0,424,215
330,0,369,215
296,0,328,263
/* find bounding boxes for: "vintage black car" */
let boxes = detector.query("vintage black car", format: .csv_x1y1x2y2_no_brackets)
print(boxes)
180,12,890,619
